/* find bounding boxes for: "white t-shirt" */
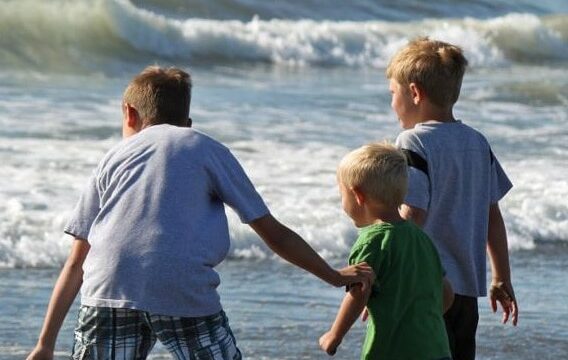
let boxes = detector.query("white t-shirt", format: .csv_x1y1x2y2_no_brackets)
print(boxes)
65,124,269,316
396,120,512,297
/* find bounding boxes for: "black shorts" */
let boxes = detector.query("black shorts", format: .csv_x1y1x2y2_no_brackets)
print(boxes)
443,294,479,360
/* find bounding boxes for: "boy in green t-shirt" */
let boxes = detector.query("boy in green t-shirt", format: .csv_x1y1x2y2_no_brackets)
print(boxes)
319,142,454,360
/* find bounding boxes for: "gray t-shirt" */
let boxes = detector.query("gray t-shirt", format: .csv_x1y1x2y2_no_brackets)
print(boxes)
65,124,269,317
396,120,512,297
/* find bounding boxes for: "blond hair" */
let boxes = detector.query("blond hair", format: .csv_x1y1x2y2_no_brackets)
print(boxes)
123,66,192,127
338,142,408,208
386,37,468,107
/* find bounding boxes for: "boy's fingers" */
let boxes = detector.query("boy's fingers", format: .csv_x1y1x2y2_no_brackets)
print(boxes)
355,262,374,274
501,307,510,324
490,282,519,326
361,308,369,322
356,262,375,286
490,297,497,313
511,300,519,326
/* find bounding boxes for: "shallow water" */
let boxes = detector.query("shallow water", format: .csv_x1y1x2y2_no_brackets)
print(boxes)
2,244,567,359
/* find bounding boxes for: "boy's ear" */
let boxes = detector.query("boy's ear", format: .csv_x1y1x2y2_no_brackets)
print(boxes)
352,187,366,206
408,82,424,105
124,103,141,128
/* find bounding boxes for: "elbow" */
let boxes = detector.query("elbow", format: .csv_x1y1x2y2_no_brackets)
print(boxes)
349,284,371,304
64,259,85,283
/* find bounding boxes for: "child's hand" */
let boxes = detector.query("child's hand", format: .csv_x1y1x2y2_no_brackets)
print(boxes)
489,281,518,326
319,331,342,356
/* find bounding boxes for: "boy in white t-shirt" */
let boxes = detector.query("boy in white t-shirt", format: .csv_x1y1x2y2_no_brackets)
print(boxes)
387,37,518,360
27,66,373,360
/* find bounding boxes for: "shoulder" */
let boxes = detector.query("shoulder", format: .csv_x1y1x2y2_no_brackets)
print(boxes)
396,128,422,148
457,121,490,142
404,221,442,258
396,127,432,161
351,224,392,251
96,137,133,173
186,129,230,153
162,127,233,160
403,221,431,240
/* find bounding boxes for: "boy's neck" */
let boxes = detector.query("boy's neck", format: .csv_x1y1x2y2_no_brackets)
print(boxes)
414,102,456,125
357,204,404,227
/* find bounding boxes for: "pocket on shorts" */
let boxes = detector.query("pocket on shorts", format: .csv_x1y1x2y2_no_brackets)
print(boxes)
71,339,92,360
71,306,96,360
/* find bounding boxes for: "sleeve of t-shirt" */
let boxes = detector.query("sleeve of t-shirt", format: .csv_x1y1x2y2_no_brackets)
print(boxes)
207,145,270,224
349,241,380,267
348,236,385,292
63,171,100,241
490,154,513,204
396,132,431,211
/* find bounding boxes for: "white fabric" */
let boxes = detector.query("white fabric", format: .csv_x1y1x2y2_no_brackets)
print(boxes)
396,120,512,297
65,124,269,316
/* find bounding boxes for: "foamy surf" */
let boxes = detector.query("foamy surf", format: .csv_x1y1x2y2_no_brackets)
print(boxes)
0,0,567,73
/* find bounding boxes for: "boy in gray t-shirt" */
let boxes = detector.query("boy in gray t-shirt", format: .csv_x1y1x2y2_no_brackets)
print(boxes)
28,66,373,360
386,38,518,360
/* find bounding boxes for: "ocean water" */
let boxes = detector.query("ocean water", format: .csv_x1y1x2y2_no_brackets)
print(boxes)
0,0,567,359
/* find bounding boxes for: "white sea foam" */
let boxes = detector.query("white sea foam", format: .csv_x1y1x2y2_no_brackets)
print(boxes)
1,68,567,267
0,10,566,267
0,0,566,73
2,130,564,268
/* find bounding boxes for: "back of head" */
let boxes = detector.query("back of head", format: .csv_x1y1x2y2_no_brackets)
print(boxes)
123,66,192,127
386,37,468,107
338,142,408,208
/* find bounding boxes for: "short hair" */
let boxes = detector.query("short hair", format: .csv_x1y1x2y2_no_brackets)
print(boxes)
338,142,408,208
123,66,192,127
386,37,468,107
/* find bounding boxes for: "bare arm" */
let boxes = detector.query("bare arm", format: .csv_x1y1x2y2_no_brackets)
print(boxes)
486,203,518,326
400,204,427,228
27,239,90,360
249,214,374,288
442,276,454,313
319,285,371,355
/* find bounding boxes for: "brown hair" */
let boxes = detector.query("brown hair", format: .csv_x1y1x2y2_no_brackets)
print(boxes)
123,66,192,127
386,37,468,107
337,142,408,208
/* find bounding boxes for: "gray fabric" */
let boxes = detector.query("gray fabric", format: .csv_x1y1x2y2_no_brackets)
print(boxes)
396,120,512,297
65,124,269,317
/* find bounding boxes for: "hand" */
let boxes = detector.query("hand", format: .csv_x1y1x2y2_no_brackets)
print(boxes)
360,307,369,322
489,281,518,326
319,331,341,356
27,345,54,360
336,262,375,290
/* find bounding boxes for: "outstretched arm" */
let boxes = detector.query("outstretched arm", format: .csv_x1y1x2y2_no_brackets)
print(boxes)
27,238,90,360
486,203,518,326
319,284,371,355
249,214,374,288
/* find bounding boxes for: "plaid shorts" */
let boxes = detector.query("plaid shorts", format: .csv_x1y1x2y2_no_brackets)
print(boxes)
71,306,242,360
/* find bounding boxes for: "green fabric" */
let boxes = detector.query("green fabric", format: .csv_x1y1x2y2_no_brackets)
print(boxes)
349,221,450,360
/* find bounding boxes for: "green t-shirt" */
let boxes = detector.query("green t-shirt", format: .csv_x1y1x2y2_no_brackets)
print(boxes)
349,221,450,360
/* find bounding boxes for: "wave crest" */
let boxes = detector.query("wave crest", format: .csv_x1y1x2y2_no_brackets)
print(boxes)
0,0,566,73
